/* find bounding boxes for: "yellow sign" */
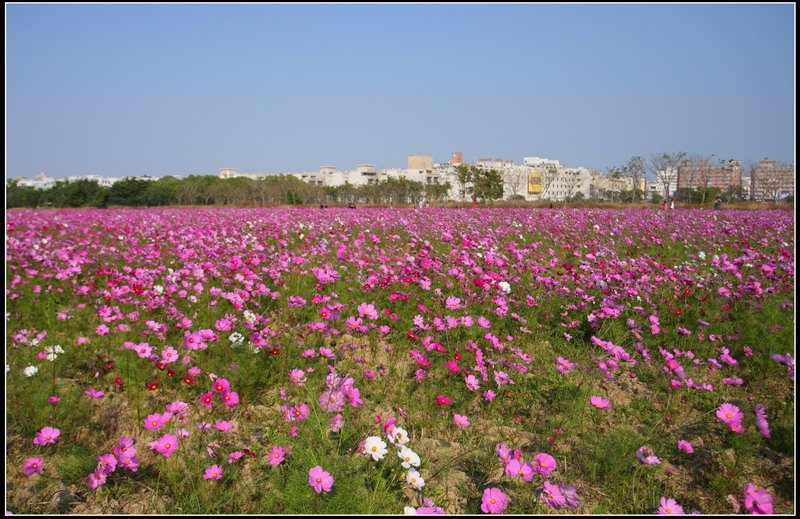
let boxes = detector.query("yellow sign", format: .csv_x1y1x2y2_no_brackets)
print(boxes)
527,172,542,194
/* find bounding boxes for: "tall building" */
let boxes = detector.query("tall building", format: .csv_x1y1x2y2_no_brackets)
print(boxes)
677,159,742,191
408,155,433,172
450,152,463,165
750,159,795,201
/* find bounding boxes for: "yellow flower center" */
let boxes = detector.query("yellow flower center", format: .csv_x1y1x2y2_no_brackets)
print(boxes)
165,443,171,449
152,421,158,426
490,499,496,504
666,509,672,514
725,413,732,418
316,477,322,483
371,446,377,452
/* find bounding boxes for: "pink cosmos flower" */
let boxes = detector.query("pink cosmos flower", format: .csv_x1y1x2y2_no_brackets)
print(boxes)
590,396,611,409
329,414,344,433
657,497,685,514
308,465,334,493
743,483,773,514
118,453,139,472
533,453,557,476
212,378,231,394
221,390,239,409
453,414,470,428
214,420,233,433
677,440,694,453
87,471,107,489
144,413,166,430
436,395,452,406
716,403,744,424
636,446,661,465
203,464,223,480
268,446,286,466
199,391,214,410
85,387,104,400
465,374,480,390
540,480,567,509
32,426,60,446
228,451,243,464
48,396,60,405
23,457,44,475
480,487,508,514
484,390,496,402
97,453,117,474
150,434,178,457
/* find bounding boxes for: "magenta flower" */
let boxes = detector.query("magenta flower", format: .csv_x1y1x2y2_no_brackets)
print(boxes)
540,480,567,508
589,396,611,409
23,457,44,475
32,426,60,446
97,453,117,474
743,483,773,514
87,470,107,489
716,403,743,424
480,487,508,514
308,465,334,494
212,378,231,394
636,446,661,465
453,414,470,428
203,464,223,480
85,387,104,400
268,446,286,466
199,391,214,410
214,420,233,433
657,497,685,514
220,390,239,409
754,404,771,438
484,390,496,402
151,434,178,457
677,440,694,454
144,413,166,431
436,395,452,406
532,453,557,476
228,451,243,464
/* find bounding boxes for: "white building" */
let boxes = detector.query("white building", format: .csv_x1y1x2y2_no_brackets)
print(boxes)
16,172,56,190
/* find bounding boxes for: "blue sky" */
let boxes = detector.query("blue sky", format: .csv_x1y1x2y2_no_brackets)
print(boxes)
6,3,795,179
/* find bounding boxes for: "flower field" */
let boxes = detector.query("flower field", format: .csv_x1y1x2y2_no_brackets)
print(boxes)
5,207,795,514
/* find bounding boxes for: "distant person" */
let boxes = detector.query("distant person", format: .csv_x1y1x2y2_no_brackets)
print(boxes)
669,197,675,210
714,196,722,211
438,202,444,209
418,198,425,209
662,199,668,211
319,204,324,209
549,202,553,209
472,201,478,209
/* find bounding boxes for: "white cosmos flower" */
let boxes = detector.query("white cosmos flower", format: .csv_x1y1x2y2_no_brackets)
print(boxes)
46,353,58,362
23,365,38,377
406,469,425,490
498,281,511,294
398,446,421,469
153,285,164,294
404,506,417,515
364,436,388,461
388,426,410,446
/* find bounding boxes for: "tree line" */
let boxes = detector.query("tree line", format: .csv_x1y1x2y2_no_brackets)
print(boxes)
6,175,455,208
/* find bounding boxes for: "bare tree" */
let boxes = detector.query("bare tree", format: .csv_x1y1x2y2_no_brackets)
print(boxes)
649,151,686,199
620,155,646,203
539,165,559,201
563,170,584,200
503,168,527,198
